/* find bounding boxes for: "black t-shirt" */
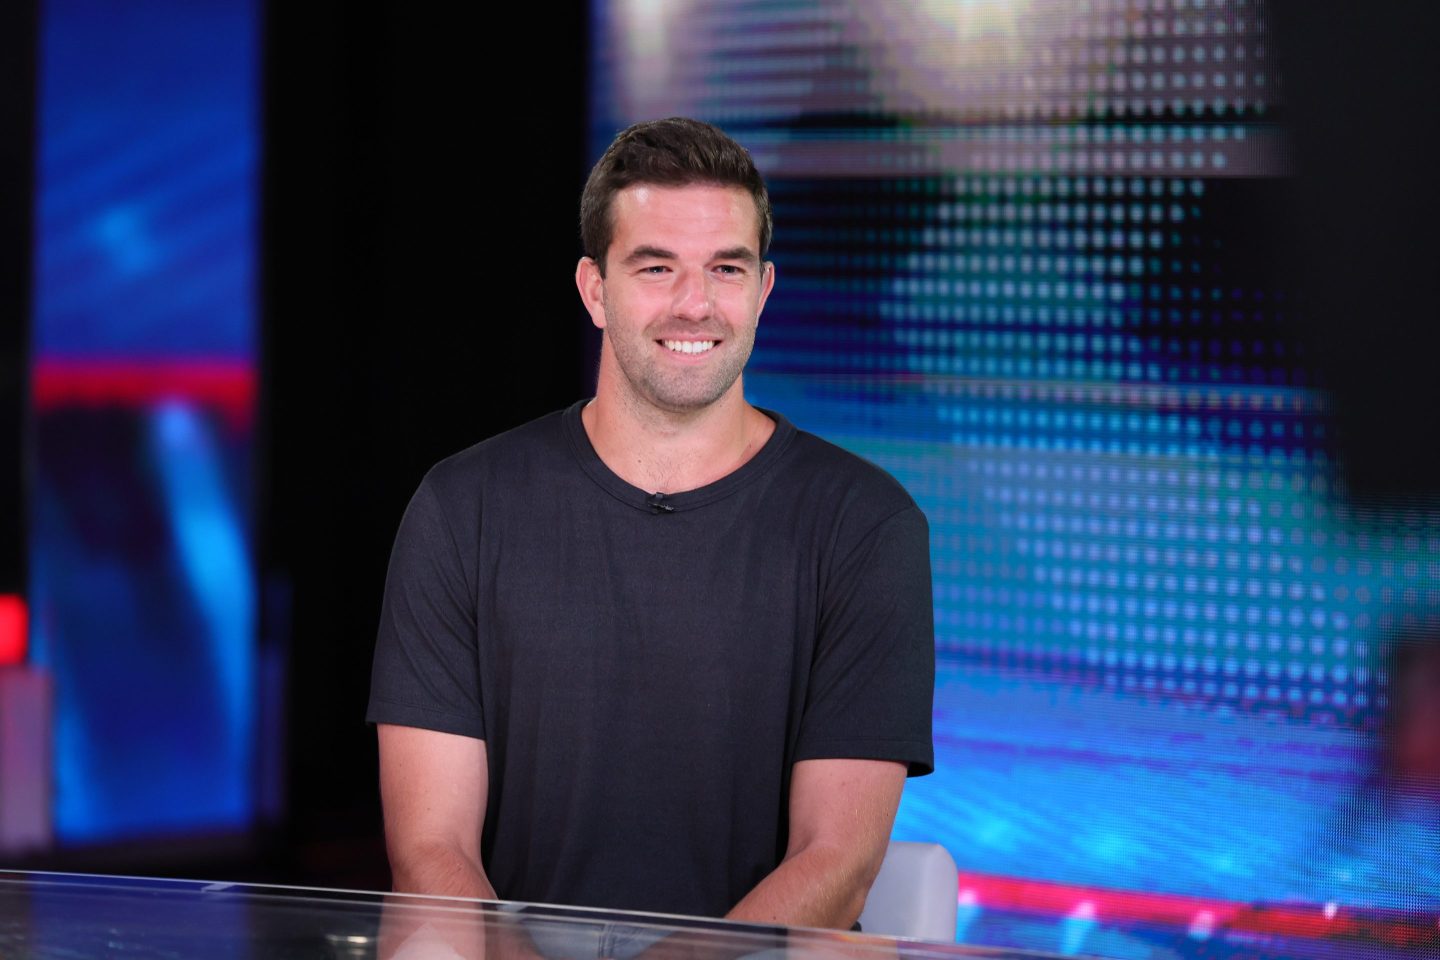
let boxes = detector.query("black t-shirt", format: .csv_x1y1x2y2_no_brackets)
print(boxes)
367,400,934,918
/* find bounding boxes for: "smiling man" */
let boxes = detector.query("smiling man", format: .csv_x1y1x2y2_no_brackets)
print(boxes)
585,181,767,413
367,118,935,932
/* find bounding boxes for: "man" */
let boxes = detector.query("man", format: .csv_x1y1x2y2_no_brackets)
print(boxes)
367,118,934,931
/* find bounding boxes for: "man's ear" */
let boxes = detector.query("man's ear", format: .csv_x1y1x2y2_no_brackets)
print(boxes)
575,257,607,329
755,260,776,320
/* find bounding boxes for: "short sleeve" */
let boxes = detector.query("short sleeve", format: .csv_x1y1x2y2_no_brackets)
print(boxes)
366,475,486,739
794,505,935,776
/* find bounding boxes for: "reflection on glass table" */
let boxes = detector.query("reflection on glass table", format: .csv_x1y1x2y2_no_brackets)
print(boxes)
0,871,1054,960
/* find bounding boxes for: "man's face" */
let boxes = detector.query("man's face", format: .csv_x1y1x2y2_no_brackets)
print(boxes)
577,183,774,415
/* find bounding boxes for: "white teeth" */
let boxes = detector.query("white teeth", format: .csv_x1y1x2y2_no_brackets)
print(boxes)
662,340,716,355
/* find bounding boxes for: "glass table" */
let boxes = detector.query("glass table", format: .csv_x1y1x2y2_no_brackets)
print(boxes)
0,871,1058,960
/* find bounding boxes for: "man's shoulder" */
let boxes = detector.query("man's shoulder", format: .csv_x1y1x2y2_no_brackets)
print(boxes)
419,404,576,503
777,419,916,502
767,415,924,530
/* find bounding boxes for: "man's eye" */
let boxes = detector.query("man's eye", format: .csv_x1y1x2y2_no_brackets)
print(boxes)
642,265,669,274
715,265,743,275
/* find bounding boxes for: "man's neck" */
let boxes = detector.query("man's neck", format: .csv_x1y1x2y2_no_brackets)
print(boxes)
581,380,775,495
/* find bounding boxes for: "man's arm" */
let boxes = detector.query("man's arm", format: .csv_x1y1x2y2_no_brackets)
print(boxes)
725,757,906,929
378,723,496,900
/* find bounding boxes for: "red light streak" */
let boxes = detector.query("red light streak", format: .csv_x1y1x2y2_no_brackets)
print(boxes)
31,359,255,430
0,595,27,665
958,871,1439,951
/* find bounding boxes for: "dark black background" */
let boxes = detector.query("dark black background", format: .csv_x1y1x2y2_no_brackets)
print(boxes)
1,0,36,597
260,4,590,885
1273,0,1440,505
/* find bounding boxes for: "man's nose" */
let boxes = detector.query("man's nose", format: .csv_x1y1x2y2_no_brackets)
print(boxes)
670,268,712,320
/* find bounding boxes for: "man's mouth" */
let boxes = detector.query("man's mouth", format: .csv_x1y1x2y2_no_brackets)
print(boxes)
660,339,717,355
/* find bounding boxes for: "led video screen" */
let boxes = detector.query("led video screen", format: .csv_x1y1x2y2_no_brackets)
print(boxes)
592,1,1438,955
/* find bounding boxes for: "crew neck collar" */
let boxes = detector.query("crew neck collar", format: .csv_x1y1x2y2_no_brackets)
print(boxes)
561,398,796,513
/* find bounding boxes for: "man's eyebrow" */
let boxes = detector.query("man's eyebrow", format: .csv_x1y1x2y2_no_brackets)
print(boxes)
620,245,677,265
712,246,760,264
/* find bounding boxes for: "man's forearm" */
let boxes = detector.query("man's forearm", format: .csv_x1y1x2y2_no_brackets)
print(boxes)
725,842,878,930
390,839,497,901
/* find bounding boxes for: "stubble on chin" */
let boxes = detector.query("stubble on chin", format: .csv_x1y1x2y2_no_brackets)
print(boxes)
604,324,754,417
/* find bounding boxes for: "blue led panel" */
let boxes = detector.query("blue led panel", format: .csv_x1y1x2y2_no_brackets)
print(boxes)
593,1,1438,954
28,0,258,842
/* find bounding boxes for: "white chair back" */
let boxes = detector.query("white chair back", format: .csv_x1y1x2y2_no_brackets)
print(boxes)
857,841,958,941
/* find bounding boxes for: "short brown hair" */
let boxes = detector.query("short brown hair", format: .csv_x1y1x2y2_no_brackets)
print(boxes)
580,117,772,275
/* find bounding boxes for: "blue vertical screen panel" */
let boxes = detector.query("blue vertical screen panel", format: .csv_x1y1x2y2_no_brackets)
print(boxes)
29,0,257,842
